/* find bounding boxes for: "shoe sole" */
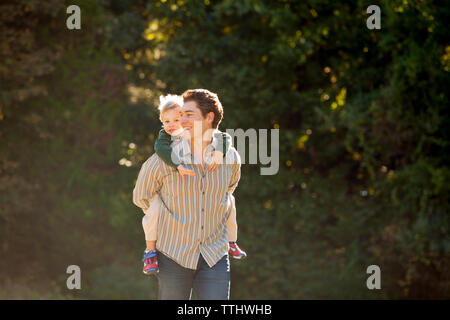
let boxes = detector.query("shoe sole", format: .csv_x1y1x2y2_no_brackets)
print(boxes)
230,255,247,260
143,270,159,275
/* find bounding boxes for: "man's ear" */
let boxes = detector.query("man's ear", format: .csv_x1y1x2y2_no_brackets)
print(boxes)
207,112,214,124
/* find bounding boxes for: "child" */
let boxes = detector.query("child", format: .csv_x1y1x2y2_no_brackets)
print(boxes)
141,95,247,275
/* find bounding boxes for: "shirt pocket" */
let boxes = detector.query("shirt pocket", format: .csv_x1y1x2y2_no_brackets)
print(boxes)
164,194,177,202
161,193,177,208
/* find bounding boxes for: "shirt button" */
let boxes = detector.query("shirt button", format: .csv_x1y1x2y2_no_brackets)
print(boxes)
201,226,204,230
202,208,204,212
202,192,205,195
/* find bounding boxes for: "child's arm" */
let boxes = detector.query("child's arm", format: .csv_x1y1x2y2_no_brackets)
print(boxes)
208,130,232,171
154,129,181,169
212,130,232,156
154,129,196,178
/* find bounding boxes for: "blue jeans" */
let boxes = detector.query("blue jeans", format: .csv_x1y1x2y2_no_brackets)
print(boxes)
155,251,230,300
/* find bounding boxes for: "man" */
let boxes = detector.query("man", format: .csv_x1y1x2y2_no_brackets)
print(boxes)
133,89,241,299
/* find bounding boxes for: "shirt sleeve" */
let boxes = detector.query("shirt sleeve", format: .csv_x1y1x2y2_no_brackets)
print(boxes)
154,129,181,169
212,130,232,156
227,150,241,194
132,154,164,213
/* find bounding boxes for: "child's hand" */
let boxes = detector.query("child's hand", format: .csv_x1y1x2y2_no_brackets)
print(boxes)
177,165,196,179
207,150,224,171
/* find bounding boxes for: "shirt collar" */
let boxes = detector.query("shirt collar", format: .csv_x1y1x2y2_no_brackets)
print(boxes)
176,134,216,164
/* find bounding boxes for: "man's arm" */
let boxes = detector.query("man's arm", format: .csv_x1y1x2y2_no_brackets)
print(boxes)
227,150,241,195
132,154,164,213
154,129,181,169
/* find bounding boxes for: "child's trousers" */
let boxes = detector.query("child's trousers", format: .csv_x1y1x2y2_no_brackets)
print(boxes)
142,193,238,242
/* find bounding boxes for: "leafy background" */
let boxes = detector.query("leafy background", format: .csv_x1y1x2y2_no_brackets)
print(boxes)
0,0,449,299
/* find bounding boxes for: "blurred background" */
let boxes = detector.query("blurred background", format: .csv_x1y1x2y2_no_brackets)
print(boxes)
0,0,449,299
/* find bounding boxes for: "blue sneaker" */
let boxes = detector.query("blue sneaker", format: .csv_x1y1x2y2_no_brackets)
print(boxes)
142,250,159,275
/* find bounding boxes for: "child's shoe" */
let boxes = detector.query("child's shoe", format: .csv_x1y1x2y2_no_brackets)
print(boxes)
229,242,247,260
142,250,159,275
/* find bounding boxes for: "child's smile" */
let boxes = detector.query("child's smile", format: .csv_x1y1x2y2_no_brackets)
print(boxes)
161,107,183,136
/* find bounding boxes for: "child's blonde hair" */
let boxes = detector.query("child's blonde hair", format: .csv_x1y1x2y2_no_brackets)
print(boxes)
158,94,183,122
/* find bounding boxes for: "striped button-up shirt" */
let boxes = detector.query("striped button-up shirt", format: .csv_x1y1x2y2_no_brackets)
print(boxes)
132,136,241,270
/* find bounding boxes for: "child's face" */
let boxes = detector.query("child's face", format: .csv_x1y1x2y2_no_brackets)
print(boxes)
161,107,183,135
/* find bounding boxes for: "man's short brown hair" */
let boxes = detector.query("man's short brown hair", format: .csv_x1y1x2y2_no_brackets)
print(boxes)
182,89,223,129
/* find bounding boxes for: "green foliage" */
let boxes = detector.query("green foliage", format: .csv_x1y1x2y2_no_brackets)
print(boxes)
1,0,448,299
0,0,150,299
130,0,449,298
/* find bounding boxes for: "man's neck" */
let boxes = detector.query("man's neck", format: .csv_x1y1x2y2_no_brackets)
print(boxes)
189,129,213,164
190,137,212,154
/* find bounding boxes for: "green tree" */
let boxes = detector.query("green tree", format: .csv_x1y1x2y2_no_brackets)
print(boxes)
126,0,449,298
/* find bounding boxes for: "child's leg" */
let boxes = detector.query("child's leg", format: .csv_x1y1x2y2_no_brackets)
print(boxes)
142,195,162,251
142,215,157,251
226,193,238,242
226,193,247,260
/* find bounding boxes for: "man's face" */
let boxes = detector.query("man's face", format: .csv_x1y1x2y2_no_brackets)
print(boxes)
180,100,213,140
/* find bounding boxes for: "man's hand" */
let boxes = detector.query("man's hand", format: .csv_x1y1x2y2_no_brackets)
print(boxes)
177,165,196,179
207,150,224,171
